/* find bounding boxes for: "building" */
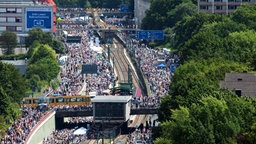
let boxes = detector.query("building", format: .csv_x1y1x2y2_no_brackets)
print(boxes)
220,72,256,97
0,0,56,43
198,0,256,14
91,95,132,123
134,0,151,28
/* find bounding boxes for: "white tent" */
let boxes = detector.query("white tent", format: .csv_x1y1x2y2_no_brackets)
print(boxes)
73,127,87,135
59,56,68,62
90,46,103,54
59,55,69,65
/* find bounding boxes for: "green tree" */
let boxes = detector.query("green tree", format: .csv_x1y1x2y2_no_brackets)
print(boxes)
0,62,27,102
202,19,247,38
158,59,250,122
27,40,41,58
232,4,256,29
52,39,64,54
243,122,256,143
26,58,59,82
0,30,17,55
29,44,57,64
28,74,41,88
157,96,252,144
225,30,256,69
155,137,173,144
102,0,121,8
26,44,59,82
166,1,197,28
85,0,92,8
0,86,21,124
0,86,11,116
141,0,184,30
173,13,226,50
25,28,52,48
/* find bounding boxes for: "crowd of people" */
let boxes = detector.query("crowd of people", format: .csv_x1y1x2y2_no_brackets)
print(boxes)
42,129,87,144
57,8,126,15
126,128,153,144
57,23,114,96
132,96,160,109
1,7,181,144
64,117,93,124
135,45,172,97
1,106,49,144
54,105,92,111
104,17,136,29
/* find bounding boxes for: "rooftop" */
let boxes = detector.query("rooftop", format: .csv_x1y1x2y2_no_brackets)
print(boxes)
220,72,256,97
91,95,132,103
0,0,52,6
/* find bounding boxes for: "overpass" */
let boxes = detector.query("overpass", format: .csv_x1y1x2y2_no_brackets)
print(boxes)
55,107,158,129
55,107,158,118
58,11,132,18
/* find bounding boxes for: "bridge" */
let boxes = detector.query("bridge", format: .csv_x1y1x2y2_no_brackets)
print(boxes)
57,10,132,18
54,107,158,129
55,107,158,118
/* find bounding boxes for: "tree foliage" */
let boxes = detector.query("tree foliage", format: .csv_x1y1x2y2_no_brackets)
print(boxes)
0,62,27,103
25,28,52,48
166,1,197,28
173,13,227,51
0,78,22,127
29,44,56,64
158,58,250,122
139,1,256,143
25,28,64,54
181,28,256,69
0,30,17,55
158,95,256,144
26,44,59,83
141,0,188,30
232,4,256,30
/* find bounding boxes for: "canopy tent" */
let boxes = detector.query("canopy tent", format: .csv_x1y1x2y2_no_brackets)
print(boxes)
135,87,142,99
73,127,87,135
90,46,103,54
52,93,61,96
59,55,68,61
102,89,111,95
59,56,69,65
157,63,166,69
57,17,62,22
170,64,178,73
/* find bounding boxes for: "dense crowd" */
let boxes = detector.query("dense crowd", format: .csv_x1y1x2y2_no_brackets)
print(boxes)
1,106,48,144
1,8,180,144
104,17,136,29
57,8,123,15
42,129,87,144
57,27,114,96
132,96,160,109
127,128,153,144
64,117,93,124
135,45,172,98
54,105,92,111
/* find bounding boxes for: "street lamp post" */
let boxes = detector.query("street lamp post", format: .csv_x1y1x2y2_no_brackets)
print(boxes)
108,44,110,62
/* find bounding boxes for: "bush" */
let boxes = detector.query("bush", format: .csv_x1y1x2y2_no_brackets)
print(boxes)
0,53,27,60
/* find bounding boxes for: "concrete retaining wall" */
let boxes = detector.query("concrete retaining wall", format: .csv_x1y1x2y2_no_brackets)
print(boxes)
26,111,56,144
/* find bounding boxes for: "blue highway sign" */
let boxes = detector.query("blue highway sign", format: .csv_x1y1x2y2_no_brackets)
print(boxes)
136,30,164,40
25,7,53,32
120,4,130,12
